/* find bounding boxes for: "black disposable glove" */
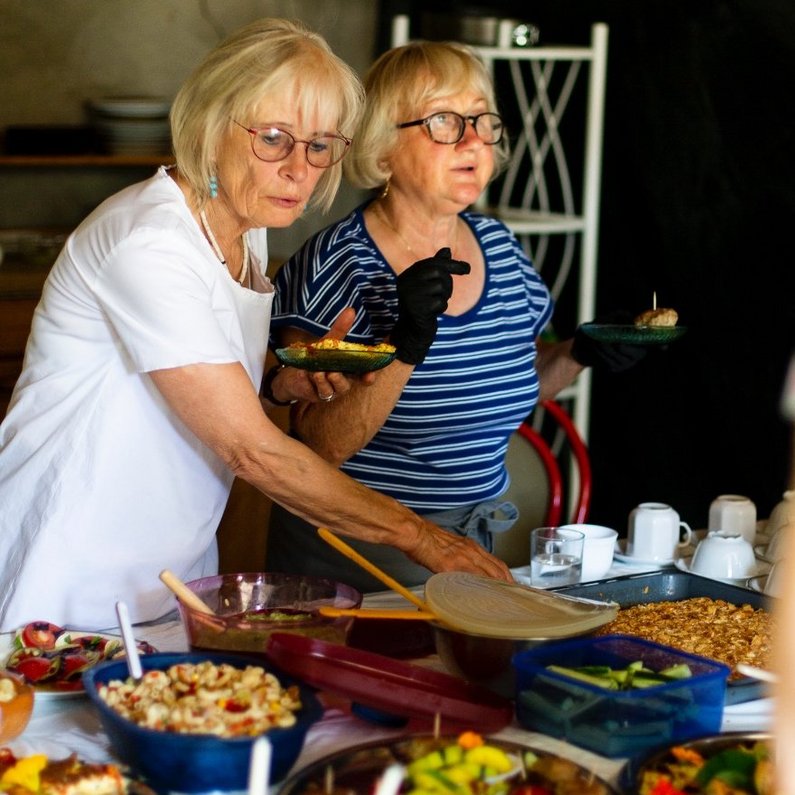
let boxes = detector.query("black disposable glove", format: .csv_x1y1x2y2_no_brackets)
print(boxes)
391,247,471,365
571,310,649,373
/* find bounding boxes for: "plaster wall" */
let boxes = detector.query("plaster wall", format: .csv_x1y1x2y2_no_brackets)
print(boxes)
0,0,376,258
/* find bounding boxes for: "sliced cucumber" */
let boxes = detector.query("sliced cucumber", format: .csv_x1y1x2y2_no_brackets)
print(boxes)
544,659,693,691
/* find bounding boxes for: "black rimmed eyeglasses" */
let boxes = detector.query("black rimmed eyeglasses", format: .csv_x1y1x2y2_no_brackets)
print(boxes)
232,119,351,168
397,111,504,145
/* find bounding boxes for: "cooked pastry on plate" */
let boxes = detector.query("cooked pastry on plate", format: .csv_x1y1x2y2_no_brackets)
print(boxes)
634,307,679,327
0,748,154,795
287,339,395,354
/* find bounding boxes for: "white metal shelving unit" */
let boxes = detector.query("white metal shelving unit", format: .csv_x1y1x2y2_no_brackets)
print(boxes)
391,17,609,444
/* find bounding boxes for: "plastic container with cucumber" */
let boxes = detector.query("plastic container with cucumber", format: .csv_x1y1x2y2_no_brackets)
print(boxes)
512,634,730,758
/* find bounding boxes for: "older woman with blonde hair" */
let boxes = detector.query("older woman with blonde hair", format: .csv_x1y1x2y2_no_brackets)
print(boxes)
0,21,511,632
267,39,645,591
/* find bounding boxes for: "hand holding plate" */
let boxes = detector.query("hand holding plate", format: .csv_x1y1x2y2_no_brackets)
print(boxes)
572,310,651,372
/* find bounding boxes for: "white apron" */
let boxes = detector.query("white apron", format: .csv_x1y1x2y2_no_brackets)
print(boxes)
0,214,274,631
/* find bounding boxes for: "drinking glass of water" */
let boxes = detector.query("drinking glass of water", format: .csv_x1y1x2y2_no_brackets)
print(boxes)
530,526,584,586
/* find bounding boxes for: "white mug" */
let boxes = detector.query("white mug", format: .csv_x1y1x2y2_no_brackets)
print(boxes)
627,502,693,562
690,531,757,579
708,494,757,543
559,523,618,581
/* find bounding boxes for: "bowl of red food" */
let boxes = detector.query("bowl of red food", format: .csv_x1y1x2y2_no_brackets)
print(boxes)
1,620,156,695
177,572,362,656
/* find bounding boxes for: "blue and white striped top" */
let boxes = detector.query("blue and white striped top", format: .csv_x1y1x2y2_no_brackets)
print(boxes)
271,204,553,513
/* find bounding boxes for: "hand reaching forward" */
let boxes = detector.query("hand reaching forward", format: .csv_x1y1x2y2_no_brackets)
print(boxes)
406,520,513,582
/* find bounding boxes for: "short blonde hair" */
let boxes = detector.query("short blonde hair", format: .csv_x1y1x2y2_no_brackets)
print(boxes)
344,40,509,190
171,18,363,212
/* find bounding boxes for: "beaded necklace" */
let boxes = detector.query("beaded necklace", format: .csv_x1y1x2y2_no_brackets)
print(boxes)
374,200,459,259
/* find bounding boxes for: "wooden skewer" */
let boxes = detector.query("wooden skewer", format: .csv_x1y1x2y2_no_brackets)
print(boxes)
317,528,430,612
159,569,216,615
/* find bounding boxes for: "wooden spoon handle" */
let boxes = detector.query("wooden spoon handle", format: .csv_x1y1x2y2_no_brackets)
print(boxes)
159,569,215,615
316,528,430,612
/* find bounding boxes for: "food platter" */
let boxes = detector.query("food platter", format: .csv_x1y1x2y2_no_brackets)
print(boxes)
0,747,158,795
277,734,620,795
578,323,687,345
0,624,156,699
552,571,772,705
620,731,772,794
275,346,396,373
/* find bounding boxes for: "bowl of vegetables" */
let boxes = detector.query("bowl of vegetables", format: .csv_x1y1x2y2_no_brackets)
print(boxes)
277,732,620,795
622,731,773,794
1,620,156,695
177,572,362,655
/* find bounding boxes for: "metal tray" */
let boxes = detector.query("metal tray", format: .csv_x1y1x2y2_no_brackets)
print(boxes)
551,570,771,704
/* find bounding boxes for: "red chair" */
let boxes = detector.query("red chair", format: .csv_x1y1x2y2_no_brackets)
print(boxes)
516,399,592,527
493,399,592,567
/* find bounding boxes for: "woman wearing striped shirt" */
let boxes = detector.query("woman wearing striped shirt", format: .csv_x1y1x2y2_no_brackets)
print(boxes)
266,41,642,591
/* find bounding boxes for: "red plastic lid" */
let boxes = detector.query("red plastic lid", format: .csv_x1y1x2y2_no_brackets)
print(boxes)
264,633,513,732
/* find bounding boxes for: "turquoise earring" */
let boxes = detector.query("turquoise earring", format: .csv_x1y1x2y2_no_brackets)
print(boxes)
209,175,219,199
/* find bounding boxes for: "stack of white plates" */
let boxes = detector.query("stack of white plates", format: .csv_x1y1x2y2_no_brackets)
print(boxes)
88,96,171,156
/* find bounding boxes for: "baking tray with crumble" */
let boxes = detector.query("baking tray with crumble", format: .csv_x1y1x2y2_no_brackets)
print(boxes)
551,570,771,704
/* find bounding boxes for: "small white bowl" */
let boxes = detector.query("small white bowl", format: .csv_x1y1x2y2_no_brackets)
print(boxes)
690,531,757,579
559,523,618,581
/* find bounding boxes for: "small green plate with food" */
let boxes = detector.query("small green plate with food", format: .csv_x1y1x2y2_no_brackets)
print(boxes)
581,306,687,345
579,323,687,345
276,340,396,373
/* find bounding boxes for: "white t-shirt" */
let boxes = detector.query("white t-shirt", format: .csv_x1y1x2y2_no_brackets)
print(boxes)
0,167,273,631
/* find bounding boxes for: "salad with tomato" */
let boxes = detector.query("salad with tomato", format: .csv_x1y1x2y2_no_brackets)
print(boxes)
638,738,772,795
2,621,156,693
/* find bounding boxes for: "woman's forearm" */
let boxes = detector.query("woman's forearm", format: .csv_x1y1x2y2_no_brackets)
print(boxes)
535,338,585,400
149,361,512,581
290,361,413,465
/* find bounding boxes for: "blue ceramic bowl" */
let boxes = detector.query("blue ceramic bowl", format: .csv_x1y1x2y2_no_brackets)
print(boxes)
83,651,322,793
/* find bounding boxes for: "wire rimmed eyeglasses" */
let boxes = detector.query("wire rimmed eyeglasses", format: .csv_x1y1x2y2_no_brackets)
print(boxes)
397,111,504,145
232,119,351,168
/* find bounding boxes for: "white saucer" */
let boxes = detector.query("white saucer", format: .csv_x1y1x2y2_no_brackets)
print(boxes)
613,538,687,567
674,556,770,585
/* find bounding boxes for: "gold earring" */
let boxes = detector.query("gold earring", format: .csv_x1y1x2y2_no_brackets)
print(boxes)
379,178,390,199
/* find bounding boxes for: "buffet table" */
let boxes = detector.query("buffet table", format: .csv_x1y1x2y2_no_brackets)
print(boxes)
3,561,774,792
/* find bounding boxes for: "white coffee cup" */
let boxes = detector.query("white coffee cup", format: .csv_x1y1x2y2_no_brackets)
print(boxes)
708,494,757,543
690,530,757,579
627,502,693,562
560,523,618,581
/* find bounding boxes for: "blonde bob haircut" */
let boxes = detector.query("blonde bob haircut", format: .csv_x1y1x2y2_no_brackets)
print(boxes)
345,40,509,190
171,18,363,212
